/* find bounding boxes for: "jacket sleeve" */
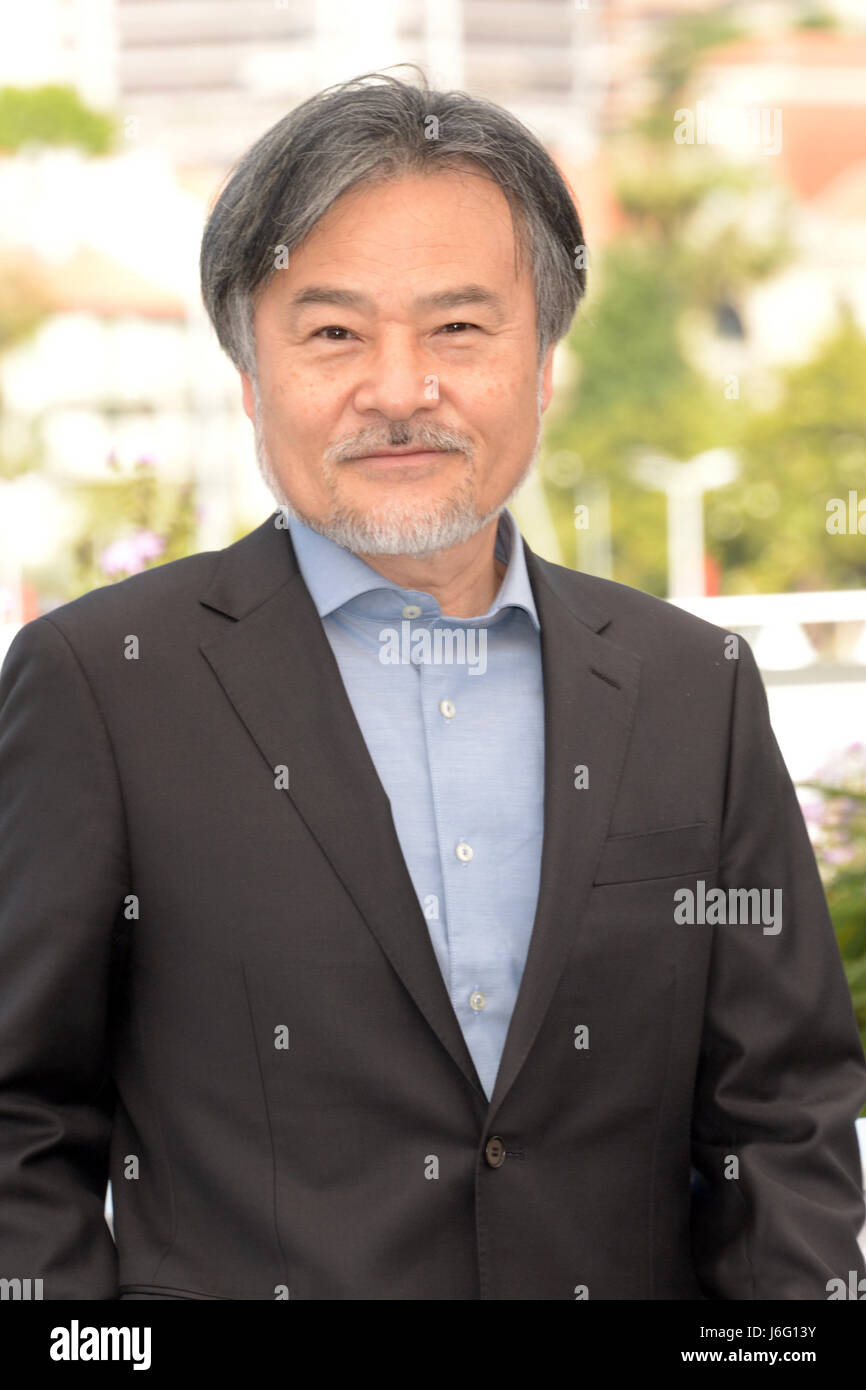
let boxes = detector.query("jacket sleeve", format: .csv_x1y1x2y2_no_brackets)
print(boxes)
0,615,127,1299
690,636,866,1299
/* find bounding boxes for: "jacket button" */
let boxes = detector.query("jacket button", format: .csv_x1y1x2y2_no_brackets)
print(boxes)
484,1136,506,1168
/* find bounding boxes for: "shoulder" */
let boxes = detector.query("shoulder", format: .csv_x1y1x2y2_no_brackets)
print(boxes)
531,556,739,662
33,546,224,646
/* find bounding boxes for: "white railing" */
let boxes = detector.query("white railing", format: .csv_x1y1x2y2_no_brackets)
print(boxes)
669,591,866,673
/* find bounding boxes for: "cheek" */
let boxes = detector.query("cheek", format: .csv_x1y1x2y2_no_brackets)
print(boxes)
264,374,336,439
476,338,539,408
463,370,539,449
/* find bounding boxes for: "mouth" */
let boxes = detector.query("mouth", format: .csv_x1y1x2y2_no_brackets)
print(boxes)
351,447,452,459
345,448,456,473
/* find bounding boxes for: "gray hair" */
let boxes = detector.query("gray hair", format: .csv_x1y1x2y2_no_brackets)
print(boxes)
200,67,587,377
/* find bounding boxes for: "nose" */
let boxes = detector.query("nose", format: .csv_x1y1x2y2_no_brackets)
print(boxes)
351,329,438,420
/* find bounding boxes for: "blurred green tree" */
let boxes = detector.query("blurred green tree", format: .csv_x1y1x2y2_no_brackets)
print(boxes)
540,11,866,598
0,84,115,154
708,310,866,593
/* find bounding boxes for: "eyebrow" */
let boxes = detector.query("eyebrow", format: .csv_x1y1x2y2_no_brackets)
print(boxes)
288,284,507,317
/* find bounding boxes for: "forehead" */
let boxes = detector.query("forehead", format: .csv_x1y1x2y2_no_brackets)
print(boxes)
274,167,529,299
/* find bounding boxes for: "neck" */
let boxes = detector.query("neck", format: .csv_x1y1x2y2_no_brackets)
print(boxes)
356,515,505,619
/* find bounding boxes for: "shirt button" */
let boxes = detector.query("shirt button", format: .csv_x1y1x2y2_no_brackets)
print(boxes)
469,990,486,1011
484,1136,506,1168
439,698,456,719
402,604,421,619
456,841,473,863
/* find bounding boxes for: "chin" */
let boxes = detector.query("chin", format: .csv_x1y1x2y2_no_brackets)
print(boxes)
319,494,491,557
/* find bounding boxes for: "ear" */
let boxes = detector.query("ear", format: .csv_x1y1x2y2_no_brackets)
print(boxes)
240,371,256,422
539,344,555,413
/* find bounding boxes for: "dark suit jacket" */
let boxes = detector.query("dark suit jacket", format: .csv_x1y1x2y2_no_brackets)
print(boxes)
1,513,864,1300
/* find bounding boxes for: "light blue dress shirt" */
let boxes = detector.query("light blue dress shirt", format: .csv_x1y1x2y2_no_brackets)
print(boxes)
286,507,545,1100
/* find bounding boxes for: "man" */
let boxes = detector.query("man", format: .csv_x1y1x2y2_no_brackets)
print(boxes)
1,72,864,1302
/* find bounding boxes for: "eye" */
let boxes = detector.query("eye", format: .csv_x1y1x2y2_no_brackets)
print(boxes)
438,321,477,334
314,326,355,340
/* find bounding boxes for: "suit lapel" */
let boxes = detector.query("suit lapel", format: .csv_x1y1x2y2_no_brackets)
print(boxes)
198,514,640,1119
486,548,640,1117
199,514,487,1104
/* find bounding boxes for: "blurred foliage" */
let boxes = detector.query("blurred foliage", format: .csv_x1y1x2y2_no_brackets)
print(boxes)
542,9,866,597
635,10,746,144
542,179,797,590
800,747,866,1088
543,234,738,592
795,7,840,31
54,458,198,597
0,85,115,154
707,311,866,593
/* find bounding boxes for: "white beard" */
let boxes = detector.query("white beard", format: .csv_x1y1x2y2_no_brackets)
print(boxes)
251,383,542,558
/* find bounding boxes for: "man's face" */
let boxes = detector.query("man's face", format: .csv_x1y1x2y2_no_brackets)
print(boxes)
240,166,555,556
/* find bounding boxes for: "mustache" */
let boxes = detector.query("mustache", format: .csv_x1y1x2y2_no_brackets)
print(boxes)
323,421,475,464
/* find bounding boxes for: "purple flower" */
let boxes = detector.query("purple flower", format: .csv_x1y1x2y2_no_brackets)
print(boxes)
99,530,165,576
821,844,856,868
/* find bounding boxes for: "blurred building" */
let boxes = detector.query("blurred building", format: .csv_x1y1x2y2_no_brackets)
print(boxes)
690,28,866,363
0,0,609,165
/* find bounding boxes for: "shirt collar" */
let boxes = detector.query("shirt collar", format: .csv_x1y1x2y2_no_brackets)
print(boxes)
285,506,540,631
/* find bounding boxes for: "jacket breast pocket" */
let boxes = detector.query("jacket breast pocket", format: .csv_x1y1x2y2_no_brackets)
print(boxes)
593,822,716,886
119,1285,226,1299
